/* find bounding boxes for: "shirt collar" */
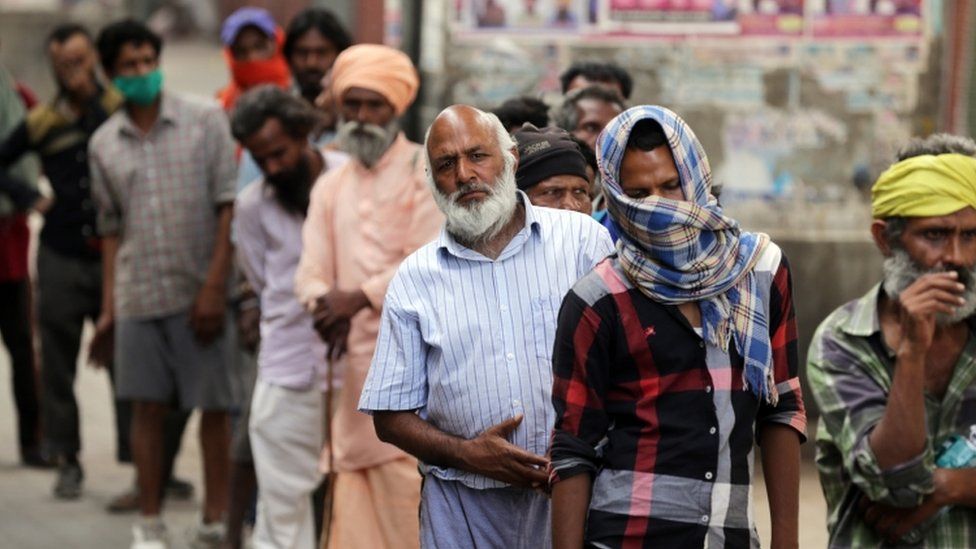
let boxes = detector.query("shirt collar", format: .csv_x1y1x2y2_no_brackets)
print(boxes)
51,82,108,121
436,190,543,261
840,283,883,337
118,92,177,137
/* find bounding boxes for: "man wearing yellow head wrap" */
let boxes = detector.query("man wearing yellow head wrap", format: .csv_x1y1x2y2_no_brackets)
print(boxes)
295,42,440,549
809,134,976,547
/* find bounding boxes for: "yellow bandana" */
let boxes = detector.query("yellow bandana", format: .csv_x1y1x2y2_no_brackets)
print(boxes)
872,153,976,219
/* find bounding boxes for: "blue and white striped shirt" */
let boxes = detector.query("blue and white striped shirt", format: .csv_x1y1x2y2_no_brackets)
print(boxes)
359,193,614,489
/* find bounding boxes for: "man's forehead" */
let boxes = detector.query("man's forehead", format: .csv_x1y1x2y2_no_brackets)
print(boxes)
908,207,976,228
427,109,495,155
50,34,92,54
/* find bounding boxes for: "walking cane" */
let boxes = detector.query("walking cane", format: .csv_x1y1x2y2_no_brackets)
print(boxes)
320,351,336,549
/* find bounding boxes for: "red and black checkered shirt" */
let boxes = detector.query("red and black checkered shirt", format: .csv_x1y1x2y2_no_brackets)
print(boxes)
549,246,806,548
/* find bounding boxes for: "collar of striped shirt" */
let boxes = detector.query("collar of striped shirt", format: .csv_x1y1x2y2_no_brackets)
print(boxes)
435,190,544,262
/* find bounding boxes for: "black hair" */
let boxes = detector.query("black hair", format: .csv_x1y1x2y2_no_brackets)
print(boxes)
95,19,162,73
231,84,320,142
492,96,549,131
559,61,633,99
551,85,626,133
627,119,668,152
569,134,597,174
283,8,353,60
47,23,92,46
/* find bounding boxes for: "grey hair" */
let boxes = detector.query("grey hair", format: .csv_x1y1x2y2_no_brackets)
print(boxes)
896,133,976,161
551,84,626,133
883,133,976,243
423,108,517,186
230,84,320,142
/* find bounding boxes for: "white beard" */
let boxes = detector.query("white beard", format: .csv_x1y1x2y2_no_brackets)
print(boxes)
335,118,398,168
430,158,519,245
882,248,976,325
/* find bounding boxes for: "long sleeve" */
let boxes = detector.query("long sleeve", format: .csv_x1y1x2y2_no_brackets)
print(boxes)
295,169,338,309
233,189,268,295
807,317,934,508
360,162,444,309
550,291,613,484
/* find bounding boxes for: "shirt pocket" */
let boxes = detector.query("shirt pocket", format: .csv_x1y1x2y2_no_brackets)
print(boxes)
529,294,565,360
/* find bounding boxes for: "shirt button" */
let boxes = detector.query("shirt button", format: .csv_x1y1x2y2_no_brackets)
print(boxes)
79,177,89,189
699,341,705,349
701,514,709,523
709,426,717,435
705,471,713,480
500,304,508,312
506,353,514,362
705,386,712,393
513,399,521,406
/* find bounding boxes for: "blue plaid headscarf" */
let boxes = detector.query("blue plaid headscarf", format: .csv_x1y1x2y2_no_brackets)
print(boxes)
597,105,776,404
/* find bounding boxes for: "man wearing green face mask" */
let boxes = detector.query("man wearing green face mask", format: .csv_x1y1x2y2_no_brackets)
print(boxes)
89,19,239,549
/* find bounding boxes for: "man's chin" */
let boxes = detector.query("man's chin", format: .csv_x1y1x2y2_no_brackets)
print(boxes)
455,193,490,208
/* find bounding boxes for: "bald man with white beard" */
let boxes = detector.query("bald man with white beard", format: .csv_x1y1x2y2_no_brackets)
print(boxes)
358,105,613,548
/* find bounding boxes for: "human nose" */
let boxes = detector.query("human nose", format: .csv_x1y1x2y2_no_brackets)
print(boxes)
944,235,964,266
354,104,371,124
456,158,476,184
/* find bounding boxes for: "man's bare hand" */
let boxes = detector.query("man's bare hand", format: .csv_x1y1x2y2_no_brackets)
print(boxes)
236,304,260,353
88,312,114,368
460,415,549,489
898,271,966,352
324,319,351,361
190,284,226,345
312,289,369,341
860,494,944,544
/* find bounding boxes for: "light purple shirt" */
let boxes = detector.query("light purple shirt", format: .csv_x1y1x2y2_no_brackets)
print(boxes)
234,150,348,390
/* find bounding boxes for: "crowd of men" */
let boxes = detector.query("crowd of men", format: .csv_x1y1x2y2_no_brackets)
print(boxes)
1,5,976,549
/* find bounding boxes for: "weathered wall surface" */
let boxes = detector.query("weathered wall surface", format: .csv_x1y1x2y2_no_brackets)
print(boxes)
442,35,939,231
421,5,946,415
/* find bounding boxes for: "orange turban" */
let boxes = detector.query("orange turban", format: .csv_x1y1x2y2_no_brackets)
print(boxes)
330,44,419,116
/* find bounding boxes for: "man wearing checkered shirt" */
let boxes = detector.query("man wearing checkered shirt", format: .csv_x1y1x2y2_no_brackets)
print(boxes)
88,19,238,549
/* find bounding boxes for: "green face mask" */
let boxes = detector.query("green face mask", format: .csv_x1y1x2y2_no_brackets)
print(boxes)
112,69,163,105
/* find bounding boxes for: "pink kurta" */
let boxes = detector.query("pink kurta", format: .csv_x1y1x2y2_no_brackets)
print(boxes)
296,133,443,472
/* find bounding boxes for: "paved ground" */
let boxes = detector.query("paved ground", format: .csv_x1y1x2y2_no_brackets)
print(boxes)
0,38,831,548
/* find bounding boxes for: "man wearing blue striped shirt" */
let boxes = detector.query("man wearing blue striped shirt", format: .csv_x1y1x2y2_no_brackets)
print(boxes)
359,105,613,548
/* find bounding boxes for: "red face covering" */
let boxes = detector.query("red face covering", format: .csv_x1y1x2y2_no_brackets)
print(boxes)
228,53,291,90
219,28,291,110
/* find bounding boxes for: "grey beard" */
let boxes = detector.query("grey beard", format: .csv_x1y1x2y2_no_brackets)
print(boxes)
430,162,519,246
882,248,976,325
335,119,398,168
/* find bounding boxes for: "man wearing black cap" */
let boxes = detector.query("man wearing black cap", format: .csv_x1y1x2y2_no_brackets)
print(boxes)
513,124,592,215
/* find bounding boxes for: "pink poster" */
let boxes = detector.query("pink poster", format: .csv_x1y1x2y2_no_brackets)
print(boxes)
812,0,923,37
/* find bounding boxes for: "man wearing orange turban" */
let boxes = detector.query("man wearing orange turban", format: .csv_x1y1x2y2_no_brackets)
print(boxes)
295,43,440,549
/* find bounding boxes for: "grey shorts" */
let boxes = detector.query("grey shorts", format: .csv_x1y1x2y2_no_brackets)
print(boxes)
115,309,239,411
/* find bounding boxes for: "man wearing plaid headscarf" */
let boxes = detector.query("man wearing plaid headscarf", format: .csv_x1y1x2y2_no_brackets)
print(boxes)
809,133,976,547
548,105,806,548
